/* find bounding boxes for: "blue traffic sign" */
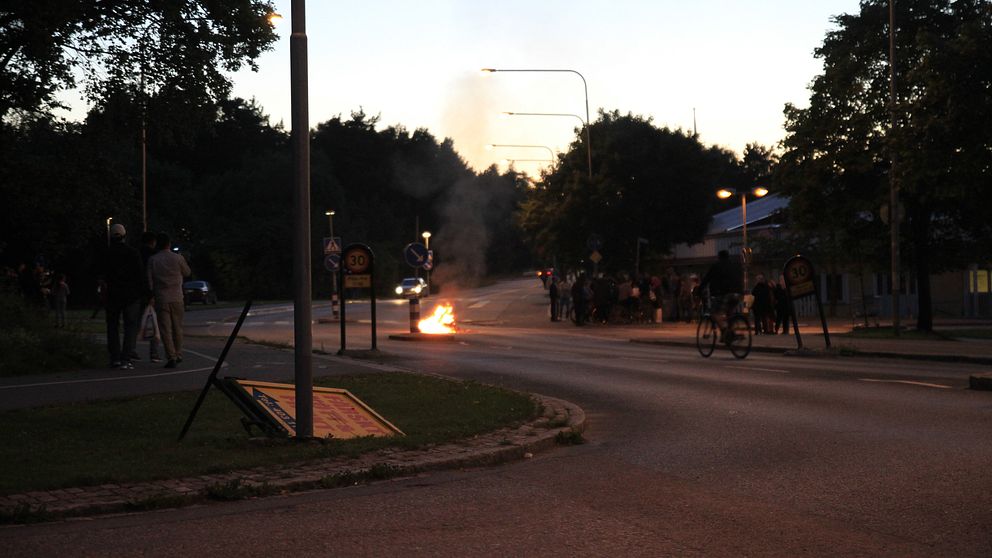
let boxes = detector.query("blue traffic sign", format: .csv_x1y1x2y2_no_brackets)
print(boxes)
324,253,341,272
403,242,429,268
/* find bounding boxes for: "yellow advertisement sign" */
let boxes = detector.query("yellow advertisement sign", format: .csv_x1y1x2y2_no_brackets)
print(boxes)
234,380,403,439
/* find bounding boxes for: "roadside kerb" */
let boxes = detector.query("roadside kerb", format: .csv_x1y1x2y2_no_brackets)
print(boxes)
630,338,992,390
0,394,585,523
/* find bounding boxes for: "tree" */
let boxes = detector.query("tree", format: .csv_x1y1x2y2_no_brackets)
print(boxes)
776,0,992,330
0,0,277,119
519,110,742,274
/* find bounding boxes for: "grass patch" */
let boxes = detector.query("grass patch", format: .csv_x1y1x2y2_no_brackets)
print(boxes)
0,292,104,377
0,372,537,495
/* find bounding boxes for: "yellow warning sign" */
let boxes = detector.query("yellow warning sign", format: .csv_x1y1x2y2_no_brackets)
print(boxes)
234,380,404,439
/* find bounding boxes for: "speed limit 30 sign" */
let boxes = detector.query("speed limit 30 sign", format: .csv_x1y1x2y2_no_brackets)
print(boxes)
343,245,372,274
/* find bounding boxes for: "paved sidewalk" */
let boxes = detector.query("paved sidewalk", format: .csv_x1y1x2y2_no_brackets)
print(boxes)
0,395,585,522
628,317,992,390
629,317,992,364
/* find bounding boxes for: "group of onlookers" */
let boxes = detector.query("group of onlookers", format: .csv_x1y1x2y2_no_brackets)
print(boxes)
748,273,793,335
545,259,796,335
5,225,192,370
105,224,191,370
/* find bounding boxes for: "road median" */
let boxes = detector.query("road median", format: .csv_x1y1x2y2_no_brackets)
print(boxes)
0,369,585,523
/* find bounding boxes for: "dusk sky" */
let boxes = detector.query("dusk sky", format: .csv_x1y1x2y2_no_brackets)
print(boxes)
67,1,866,173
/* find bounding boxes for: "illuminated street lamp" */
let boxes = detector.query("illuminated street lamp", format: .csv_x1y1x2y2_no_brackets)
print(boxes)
481,68,593,178
716,187,769,293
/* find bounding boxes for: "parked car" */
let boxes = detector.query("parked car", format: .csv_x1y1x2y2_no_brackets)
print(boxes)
394,277,429,298
183,280,217,305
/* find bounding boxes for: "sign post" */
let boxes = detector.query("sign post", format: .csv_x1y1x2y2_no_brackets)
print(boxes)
323,236,342,319
339,243,376,353
782,254,831,349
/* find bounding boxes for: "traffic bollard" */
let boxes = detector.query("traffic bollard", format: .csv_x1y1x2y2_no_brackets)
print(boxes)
409,297,420,333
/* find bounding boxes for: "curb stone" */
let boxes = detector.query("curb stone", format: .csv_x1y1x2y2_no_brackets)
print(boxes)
969,374,992,391
0,394,585,523
630,338,992,366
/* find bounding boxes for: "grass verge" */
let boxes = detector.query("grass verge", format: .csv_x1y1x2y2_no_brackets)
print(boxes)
0,372,536,496
0,293,104,377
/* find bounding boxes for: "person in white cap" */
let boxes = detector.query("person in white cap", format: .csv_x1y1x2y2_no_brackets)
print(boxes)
103,224,145,369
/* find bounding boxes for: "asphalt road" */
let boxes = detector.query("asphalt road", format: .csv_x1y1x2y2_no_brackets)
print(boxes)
5,277,992,556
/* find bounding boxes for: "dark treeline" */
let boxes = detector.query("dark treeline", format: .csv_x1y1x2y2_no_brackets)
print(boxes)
0,96,532,304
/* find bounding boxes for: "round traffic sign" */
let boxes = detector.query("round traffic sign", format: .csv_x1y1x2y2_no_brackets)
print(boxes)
323,253,340,272
403,242,429,268
343,245,372,274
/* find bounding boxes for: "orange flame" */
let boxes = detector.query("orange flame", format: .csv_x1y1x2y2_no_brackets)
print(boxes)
418,303,456,334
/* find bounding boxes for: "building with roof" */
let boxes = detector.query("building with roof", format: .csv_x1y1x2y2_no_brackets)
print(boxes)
665,194,991,320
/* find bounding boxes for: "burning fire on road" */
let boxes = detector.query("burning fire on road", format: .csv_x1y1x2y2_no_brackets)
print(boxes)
418,303,456,334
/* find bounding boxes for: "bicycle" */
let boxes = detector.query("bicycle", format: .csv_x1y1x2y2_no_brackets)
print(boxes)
696,294,752,359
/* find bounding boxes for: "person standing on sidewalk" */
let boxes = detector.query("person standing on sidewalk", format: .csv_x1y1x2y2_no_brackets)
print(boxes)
148,233,191,368
548,275,561,322
751,273,773,335
52,273,70,328
558,276,572,321
774,275,791,335
138,231,162,363
104,224,144,369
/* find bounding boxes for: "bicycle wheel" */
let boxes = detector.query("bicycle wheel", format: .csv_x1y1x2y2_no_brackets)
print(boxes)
727,314,753,359
696,316,718,357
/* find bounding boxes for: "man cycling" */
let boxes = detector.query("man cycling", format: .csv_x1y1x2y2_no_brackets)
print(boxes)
697,250,742,332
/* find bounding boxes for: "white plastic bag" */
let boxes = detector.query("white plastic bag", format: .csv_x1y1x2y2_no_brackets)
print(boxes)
141,304,160,341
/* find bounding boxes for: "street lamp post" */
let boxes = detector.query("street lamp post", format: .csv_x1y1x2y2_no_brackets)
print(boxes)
485,143,556,161
888,0,901,336
290,0,312,438
325,210,339,319
481,68,593,178
717,187,768,294
500,158,553,166
422,231,432,292
499,111,591,178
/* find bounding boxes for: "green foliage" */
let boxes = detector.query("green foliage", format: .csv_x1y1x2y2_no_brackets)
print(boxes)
776,0,992,329
520,110,744,273
0,0,278,119
0,290,104,376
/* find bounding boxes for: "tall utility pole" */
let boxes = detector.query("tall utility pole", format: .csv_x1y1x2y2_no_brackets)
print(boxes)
290,0,313,437
888,0,901,336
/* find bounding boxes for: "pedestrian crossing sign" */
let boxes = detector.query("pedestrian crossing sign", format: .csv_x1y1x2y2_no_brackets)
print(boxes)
323,236,342,255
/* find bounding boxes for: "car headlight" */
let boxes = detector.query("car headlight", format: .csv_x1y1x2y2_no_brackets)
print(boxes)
414,286,422,293
395,286,403,295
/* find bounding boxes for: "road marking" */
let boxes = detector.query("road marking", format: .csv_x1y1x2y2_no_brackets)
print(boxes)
185,349,219,362
727,366,790,374
0,366,222,390
858,378,952,389
468,300,489,309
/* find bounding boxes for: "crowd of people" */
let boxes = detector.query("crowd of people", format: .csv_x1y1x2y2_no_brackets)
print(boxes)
5,224,192,371
545,268,697,326
543,251,796,335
